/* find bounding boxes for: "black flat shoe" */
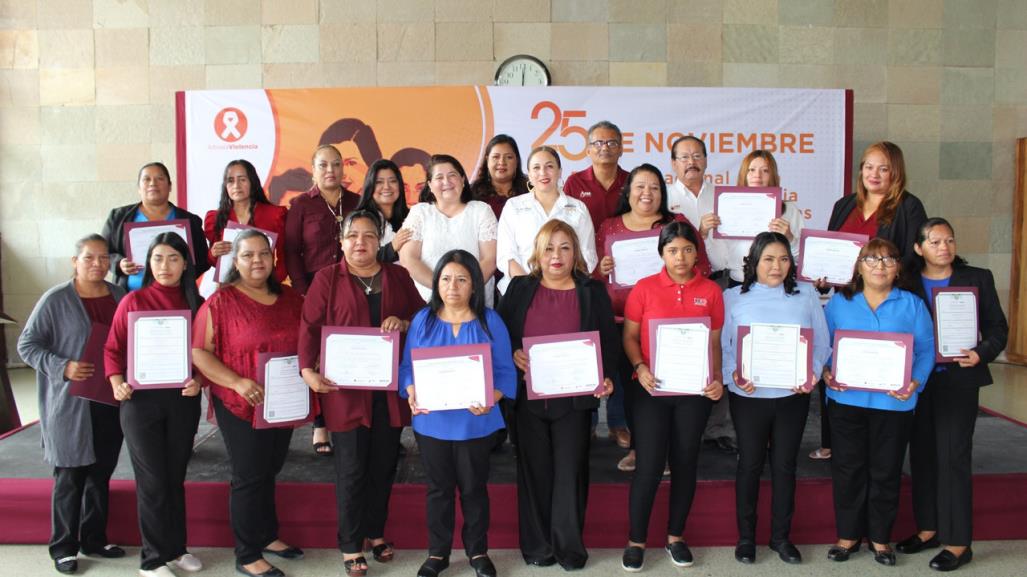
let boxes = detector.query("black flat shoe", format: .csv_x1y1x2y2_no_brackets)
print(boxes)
621,546,644,572
770,541,802,564
896,534,940,554
417,556,450,577
82,544,126,558
469,555,497,577
665,541,693,567
872,545,897,566
54,557,78,574
524,556,557,567
263,546,304,560
734,540,756,564
827,541,861,562
930,548,973,572
236,562,285,577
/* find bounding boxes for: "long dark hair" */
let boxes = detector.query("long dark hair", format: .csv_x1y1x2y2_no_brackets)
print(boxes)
427,249,491,338
356,159,408,233
214,159,272,235
141,232,202,315
903,216,968,284
223,229,282,294
615,163,676,222
420,154,473,204
839,238,911,299
740,232,798,294
658,220,701,255
470,134,529,201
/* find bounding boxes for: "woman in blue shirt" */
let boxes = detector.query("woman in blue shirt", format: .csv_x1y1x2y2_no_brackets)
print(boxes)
721,232,830,565
399,249,517,577
822,238,934,566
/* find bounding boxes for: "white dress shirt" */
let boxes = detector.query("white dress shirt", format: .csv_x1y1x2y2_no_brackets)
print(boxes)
495,191,597,293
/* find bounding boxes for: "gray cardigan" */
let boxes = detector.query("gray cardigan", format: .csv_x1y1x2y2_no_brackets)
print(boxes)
17,280,126,467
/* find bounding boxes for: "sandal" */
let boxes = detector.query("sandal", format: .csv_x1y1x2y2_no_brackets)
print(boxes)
313,441,334,457
344,556,368,577
371,542,394,563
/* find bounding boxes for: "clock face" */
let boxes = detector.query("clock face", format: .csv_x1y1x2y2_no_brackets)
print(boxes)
495,55,551,86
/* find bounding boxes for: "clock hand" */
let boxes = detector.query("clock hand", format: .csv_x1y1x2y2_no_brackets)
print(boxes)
520,67,525,85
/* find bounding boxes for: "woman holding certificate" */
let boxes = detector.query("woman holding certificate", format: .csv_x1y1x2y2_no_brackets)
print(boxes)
822,238,935,566
399,250,517,577
899,218,1008,572
18,234,127,574
355,159,412,263
203,159,288,281
620,221,725,571
720,232,831,565
192,230,306,577
496,220,617,570
298,209,424,577
103,233,205,577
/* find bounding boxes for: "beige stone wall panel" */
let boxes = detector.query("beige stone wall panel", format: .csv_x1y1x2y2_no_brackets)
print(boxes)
322,61,377,86
93,0,148,29
436,22,493,61
723,62,779,87
779,26,833,65
261,62,324,87
320,0,378,23
148,65,204,105
38,0,93,30
40,143,96,182
206,26,262,65
206,63,263,89
376,61,435,85
321,23,378,62
39,67,94,106
494,22,551,61
723,0,777,25
548,60,609,85
667,23,722,63
666,61,721,86
722,24,778,63
668,0,723,23
552,0,609,22
551,22,608,60
888,0,944,29
609,0,668,23
262,25,320,63
0,69,39,107
0,29,37,69
96,105,151,144
377,22,435,61
609,61,667,85
886,65,941,104
434,61,495,84
95,66,149,105
437,0,494,21
376,0,436,22
96,142,152,182
206,0,262,26
492,0,551,23
262,0,318,25
95,28,148,67
150,0,205,27
609,23,667,62
0,144,40,182
0,104,36,145
149,26,204,66
0,0,38,29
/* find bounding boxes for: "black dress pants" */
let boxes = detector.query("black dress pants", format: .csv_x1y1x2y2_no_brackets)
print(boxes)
816,379,832,449
120,390,201,570
212,396,293,564
515,405,591,569
729,392,810,544
415,432,493,558
50,401,123,559
628,381,712,543
828,400,912,544
331,392,403,554
908,373,979,546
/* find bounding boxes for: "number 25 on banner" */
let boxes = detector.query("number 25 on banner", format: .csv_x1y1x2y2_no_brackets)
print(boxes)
531,101,589,161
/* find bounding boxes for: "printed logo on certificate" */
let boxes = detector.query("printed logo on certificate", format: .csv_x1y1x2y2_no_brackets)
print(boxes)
831,329,914,395
737,324,815,391
523,331,604,400
320,326,400,390
410,344,495,411
930,286,979,363
648,317,712,396
126,310,192,389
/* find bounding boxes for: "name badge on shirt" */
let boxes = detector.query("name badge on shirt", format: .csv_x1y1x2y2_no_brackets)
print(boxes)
693,297,707,306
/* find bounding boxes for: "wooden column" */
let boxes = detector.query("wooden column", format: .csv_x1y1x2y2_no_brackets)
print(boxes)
1009,139,1027,363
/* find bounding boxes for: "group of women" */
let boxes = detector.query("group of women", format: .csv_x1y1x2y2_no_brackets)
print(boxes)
18,132,1006,577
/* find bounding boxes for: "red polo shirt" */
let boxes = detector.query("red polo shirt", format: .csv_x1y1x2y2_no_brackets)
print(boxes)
563,165,628,232
624,267,724,367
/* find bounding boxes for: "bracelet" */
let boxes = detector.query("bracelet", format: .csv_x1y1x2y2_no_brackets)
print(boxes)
632,361,645,371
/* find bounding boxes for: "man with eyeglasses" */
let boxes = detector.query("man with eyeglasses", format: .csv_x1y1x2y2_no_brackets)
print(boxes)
563,120,630,232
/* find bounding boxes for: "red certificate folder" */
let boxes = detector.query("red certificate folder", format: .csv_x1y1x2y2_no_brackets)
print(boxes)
410,343,495,409
711,186,782,240
68,323,118,406
252,352,315,430
831,329,914,395
647,317,712,396
523,330,605,400
213,222,280,283
930,286,980,363
126,310,192,390
796,229,869,285
122,219,193,263
736,325,815,392
602,228,662,289
319,326,400,390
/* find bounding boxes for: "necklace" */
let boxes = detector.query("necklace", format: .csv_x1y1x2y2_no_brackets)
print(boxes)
353,271,378,294
321,191,344,239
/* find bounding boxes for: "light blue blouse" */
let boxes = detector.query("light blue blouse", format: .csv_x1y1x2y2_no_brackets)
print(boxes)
399,307,518,441
721,282,831,399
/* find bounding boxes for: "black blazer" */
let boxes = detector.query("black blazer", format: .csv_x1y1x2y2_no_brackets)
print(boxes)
497,273,620,414
827,191,927,263
101,202,211,289
910,264,1009,388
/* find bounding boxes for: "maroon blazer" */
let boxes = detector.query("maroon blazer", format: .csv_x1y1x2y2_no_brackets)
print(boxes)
284,186,360,295
298,260,425,432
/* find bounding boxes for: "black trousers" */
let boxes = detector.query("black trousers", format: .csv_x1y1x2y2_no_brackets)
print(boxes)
212,396,293,564
515,406,591,568
828,400,912,544
50,401,123,559
332,392,403,554
120,390,201,570
628,380,712,543
416,432,493,558
908,373,979,546
816,379,832,449
729,392,810,544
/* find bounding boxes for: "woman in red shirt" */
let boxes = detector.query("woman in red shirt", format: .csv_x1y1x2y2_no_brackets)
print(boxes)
204,159,288,282
192,230,307,577
298,210,424,577
619,221,725,572
104,233,204,577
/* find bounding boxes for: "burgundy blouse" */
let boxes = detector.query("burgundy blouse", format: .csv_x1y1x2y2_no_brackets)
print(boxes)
839,206,878,238
193,285,305,422
283,186,360,295
204,202,289,281
523,286,580,338
104,282,193,379
82,294,117,326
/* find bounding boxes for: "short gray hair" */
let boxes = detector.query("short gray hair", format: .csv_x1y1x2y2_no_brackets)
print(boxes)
587,120,622,142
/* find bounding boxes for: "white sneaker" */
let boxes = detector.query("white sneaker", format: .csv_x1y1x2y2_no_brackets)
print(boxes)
170,553,203,572
140,567,177,577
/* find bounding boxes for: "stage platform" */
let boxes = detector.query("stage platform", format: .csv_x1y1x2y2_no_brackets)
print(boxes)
3,392,1026,549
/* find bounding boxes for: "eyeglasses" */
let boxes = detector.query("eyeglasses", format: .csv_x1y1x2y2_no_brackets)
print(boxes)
589,139,621,150
860,255,898,268
673,154,705,161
